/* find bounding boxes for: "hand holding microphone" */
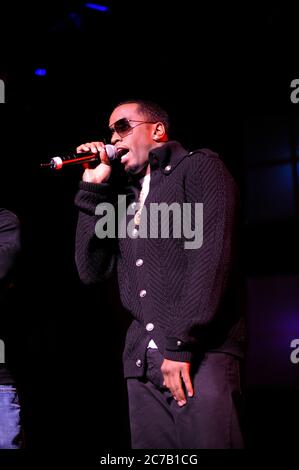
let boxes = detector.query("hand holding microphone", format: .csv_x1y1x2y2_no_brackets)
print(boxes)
77,142,115,184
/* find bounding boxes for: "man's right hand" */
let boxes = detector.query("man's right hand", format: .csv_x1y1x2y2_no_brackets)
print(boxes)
76,142,112,184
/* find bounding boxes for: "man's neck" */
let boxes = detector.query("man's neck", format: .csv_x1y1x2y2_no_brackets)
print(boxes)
135,162,151,179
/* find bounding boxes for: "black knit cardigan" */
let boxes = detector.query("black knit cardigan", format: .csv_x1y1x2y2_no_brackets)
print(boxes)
75,141,245,378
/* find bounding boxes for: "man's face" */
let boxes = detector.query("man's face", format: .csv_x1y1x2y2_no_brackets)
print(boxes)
109,103,157,175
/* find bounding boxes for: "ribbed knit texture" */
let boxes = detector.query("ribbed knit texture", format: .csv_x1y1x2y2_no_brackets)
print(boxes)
75,141,245,378
0,208,21,384
0,209,21,283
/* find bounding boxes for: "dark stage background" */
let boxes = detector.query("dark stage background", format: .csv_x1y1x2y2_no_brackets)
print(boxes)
1,0,299,459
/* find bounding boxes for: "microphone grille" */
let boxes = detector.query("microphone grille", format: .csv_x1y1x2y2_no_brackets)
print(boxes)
105,144,118,160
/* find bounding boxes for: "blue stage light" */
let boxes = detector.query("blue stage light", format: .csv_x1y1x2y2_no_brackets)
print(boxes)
85,3,109,12
35,68,47,76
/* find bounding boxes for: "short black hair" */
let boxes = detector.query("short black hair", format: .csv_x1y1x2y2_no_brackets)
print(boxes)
115,99,170,135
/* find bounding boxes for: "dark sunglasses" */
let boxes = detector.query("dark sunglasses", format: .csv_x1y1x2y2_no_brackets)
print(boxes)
109,118,156,138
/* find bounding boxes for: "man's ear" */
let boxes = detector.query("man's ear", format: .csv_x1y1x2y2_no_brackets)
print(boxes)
152,122,167,141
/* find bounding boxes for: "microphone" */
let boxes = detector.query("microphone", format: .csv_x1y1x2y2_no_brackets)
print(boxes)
40,144,118,170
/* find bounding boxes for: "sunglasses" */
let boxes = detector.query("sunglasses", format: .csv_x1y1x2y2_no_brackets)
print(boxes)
109,118,156,138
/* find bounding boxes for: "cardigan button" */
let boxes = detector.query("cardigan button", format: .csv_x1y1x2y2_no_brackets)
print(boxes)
146,323,154,332
139,289,147,298
136,359,142,367
136,258,144,267
165,164,172,172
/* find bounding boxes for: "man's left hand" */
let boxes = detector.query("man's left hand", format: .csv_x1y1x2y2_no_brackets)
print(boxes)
161,359,194,406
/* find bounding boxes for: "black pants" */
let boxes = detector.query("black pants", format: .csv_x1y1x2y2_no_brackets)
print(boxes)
127,348,244,449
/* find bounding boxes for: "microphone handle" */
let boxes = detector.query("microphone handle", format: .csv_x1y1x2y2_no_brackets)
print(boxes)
50,152,99,169
40,144,118,170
